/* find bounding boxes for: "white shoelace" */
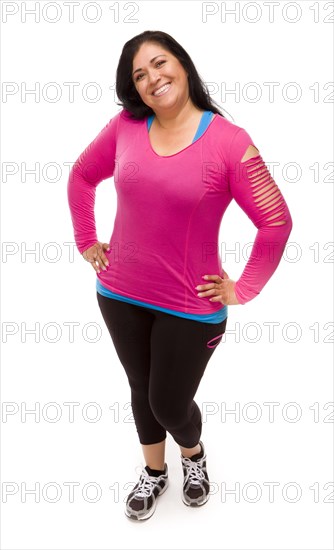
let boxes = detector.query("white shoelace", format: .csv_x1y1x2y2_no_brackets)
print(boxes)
182,457,205,485
135,470,161,498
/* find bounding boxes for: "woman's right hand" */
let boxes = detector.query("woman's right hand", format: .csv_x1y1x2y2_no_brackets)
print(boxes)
82,241,110,274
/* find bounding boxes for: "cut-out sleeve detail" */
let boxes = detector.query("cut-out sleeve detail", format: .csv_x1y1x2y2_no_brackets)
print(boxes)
228,128,293,305
67,112,121,254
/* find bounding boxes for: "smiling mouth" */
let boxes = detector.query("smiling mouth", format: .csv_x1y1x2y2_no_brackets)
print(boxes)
152,82,171,96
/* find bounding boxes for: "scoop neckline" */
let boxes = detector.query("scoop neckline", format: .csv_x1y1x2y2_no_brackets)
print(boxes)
145,112,219,159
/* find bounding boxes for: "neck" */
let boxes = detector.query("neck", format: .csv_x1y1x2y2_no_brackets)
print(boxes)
153,100,203,130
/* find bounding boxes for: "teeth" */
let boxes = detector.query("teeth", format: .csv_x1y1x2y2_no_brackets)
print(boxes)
153,83,171,96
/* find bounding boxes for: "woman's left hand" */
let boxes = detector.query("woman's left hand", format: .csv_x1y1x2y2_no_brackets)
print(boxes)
195,269,240,305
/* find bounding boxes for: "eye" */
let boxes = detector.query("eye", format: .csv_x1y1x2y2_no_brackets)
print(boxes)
135,60,166,82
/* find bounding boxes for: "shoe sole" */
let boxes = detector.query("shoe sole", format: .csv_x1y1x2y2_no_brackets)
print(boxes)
124,478,169,521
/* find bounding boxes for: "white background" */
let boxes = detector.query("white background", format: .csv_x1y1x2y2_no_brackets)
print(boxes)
1,1,333,549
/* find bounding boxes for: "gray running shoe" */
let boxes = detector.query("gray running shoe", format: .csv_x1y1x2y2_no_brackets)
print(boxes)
181,440,210,506
125,463,169,520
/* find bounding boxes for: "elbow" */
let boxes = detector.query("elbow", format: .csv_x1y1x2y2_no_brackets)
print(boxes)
279,212,293,245
285,207,293,238
273,204,293,240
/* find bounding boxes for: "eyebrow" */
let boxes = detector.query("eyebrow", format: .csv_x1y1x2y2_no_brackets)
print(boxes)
132,54,167,77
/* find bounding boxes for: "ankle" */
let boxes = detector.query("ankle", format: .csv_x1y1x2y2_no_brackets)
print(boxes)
146,463,165,471
181,443,201,458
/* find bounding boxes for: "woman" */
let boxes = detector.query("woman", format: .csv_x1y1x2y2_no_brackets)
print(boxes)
67,30,293,521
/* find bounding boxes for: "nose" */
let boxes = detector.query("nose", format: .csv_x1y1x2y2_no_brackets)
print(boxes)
147,69,162,88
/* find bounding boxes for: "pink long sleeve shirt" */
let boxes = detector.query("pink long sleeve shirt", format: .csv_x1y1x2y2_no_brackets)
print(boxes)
67,108,293,317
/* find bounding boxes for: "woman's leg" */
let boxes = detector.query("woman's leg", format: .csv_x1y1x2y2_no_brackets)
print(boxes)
148,311,228,450
96,293,167,461
140,439,166,471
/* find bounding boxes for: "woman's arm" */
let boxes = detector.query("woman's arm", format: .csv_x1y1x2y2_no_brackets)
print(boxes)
228,127,293,305
67,111,121,255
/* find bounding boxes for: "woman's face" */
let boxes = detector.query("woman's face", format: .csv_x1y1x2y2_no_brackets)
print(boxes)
132,41,189,114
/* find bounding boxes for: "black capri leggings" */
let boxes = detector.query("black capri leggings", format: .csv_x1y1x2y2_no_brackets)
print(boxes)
97,292,227,448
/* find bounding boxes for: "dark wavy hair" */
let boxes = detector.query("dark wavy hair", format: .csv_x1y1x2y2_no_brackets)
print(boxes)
115,30,228,120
